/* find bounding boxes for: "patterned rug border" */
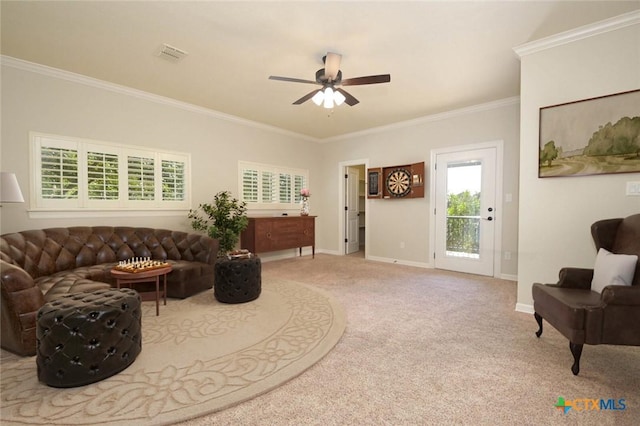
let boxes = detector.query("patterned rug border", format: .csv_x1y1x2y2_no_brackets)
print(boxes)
0,279,346,425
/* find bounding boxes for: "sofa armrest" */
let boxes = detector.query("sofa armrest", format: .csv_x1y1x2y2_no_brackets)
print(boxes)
1,260,45,356
601,285,640,306
557,267,594,289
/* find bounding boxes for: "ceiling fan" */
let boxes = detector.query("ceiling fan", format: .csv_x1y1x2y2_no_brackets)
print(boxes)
269,52,391,108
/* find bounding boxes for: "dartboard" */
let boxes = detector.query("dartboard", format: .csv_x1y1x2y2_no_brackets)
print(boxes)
385,168,411,197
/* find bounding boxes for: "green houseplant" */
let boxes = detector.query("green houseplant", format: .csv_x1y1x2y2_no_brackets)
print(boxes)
188,191,249,256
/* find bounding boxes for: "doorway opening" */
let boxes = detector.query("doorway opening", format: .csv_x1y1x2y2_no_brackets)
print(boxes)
338,160,368,257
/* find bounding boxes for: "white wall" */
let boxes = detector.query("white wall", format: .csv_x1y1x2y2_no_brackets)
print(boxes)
4,14,637,288
0,60,321,235
318,101,521,276
516,16,640,311
1,56,521,274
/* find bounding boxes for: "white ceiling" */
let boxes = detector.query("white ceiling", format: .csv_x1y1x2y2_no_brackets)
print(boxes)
2,1,638,140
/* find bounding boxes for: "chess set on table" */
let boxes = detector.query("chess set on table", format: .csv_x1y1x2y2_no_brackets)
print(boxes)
114,258,170,273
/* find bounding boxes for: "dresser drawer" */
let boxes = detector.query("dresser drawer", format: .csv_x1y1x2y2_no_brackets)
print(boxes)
241,216,316,257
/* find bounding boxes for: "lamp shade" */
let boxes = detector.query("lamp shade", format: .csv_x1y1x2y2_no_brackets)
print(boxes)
1,172,25,203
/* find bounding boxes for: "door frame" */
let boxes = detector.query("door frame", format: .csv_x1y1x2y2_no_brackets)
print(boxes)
429,140,504,277
345,166,361,254
338,159,369,256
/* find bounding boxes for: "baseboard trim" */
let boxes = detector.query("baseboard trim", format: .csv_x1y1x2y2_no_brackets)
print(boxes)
515,303,534,314
317,248,340,256
500,273,517,281
256,248,338,263
365,255,431,269
258,249,515,282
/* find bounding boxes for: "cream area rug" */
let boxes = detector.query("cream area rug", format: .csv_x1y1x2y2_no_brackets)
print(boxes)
0,278,346,425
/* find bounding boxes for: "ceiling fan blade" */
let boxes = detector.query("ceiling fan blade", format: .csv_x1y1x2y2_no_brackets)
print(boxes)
341,74,391,86
269,76,320,85
336,88,359,106
293,89,322,105
324,52,342,81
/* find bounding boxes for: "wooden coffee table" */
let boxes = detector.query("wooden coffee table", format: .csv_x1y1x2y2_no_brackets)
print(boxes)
110,266,172,316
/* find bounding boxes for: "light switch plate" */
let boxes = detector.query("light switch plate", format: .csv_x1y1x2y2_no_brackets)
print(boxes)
626,182,640,196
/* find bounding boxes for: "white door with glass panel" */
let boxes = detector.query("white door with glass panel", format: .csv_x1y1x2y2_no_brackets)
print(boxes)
434,147,496,276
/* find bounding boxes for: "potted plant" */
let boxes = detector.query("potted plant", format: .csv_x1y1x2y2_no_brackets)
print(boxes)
188,191,249,257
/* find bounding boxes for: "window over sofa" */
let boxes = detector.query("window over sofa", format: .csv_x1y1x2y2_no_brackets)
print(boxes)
30,132,191,214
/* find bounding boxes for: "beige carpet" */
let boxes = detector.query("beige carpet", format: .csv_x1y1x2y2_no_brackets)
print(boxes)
178,254,639,426
0,278,346,425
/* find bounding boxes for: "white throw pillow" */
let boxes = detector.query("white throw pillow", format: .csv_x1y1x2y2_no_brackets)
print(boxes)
591,248,638,293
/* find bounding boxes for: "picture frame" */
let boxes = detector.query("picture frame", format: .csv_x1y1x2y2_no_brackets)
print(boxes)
538,89,640,178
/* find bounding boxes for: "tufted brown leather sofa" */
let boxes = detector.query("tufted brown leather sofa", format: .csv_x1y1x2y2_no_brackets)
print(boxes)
1,226,219,356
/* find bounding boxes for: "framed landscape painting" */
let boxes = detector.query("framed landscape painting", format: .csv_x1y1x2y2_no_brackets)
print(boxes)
538,89,640,178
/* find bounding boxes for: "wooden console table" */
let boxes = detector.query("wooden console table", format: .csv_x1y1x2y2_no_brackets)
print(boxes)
241,216,316,258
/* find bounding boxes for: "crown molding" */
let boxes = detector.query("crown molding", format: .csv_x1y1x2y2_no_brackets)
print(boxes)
514,9,640,58
2,55,520,144
321,96,520,144
0,55,319,143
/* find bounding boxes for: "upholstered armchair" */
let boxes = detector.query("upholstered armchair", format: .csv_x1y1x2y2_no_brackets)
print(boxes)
532,213,640,375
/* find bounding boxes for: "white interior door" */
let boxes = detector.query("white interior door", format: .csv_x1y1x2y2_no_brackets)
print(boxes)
345,167,360,254
434,147,497,276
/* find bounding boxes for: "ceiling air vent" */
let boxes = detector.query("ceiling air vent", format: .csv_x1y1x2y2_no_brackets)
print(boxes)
156,43,188,62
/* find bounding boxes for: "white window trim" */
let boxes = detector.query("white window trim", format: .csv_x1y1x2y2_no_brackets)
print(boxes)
29,132,191,215
238,160,309,211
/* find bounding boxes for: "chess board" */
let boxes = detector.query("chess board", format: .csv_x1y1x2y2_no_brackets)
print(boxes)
114,259,170,273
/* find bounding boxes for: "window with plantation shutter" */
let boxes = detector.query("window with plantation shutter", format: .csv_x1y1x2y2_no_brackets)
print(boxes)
41,146,79,199
262,171,276,203
279,173,292,203
128,155,155,201
294,175,306,203
242,168,258,202
162,159,186,201
87,151,119,200
238,161,308,210
31,132,190,212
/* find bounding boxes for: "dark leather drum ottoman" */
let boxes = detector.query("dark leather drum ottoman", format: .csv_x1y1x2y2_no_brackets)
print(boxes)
214,256,261,303
36,288,142,388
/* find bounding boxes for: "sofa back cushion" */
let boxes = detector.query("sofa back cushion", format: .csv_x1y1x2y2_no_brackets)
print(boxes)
0,227,216,279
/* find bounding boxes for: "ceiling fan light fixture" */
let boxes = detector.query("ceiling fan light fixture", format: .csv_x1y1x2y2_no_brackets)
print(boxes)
312,90,324,106
323,87,334,109
271,52,386,108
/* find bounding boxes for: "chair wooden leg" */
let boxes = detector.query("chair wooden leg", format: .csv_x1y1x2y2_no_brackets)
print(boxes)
534,312,543,338
569,342,583,376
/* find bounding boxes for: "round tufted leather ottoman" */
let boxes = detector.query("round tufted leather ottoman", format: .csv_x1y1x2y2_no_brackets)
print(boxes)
36,288,142,388
214,256,261,303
